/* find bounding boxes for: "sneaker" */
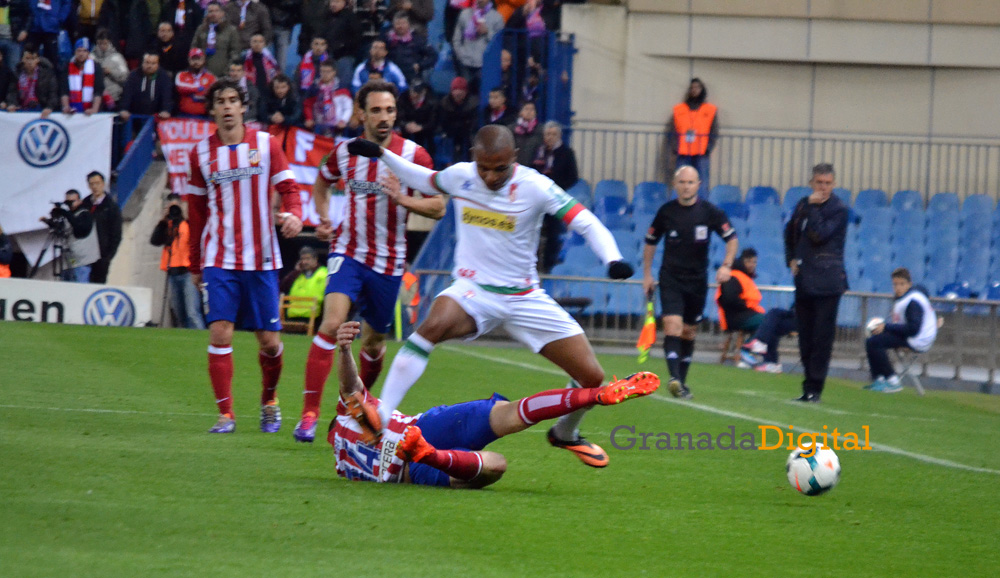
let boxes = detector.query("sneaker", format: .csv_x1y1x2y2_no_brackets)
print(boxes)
740,349,761,367
864,377,887,391
743,338,768,355
791,393,821,403
881,381,903,393
209,414,235,434
596,372,660,405
755,362,783,374
736,361,754,370
667,378,692,399
547,427,609,468
345,391,382,445
293,412,317,443
395,425,436,462
259,400,281,433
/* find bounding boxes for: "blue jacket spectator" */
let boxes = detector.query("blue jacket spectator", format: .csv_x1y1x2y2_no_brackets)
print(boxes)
351,39,407,92
27,0,70,65
383,12,437,82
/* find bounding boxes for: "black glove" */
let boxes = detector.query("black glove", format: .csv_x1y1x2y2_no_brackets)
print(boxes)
347,138,383,158
608,260,634,279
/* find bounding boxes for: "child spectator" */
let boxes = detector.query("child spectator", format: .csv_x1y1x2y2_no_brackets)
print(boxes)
303,60,352,139
265,73,301,127
485,86,514,126
296,35,329,96
243,32,278,97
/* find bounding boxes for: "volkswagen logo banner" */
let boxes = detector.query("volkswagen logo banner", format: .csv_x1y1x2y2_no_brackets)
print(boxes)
17,119,71,168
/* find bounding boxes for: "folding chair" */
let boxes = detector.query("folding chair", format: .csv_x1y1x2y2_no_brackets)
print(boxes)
720,330,748,364
892,349,926,396
280,296,320,337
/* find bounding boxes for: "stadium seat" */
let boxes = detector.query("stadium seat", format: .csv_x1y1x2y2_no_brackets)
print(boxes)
927,240,959,290
838,277,872,327
719,202,749,220
833,187,853,206
728,216,749,239
957,251,990,291
746,186,780,206
962,193,994,217
593,180,629,204
928,192,960,214
783,186,811,213
891,190,924,212
632,181,668,214
854,189,889,212
892,209,925,242
747,204,783,229
709,184,742,206
593,196,631,230
565,180,592,207
558,244,602,273
987,282,1000,301
936,281,971,313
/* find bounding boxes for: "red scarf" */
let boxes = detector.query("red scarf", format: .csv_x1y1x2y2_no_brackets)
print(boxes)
387,28,413,45
299,50,327,90
18,68,39,108
244,48,278,85
489,106,506,123
67,58,96,111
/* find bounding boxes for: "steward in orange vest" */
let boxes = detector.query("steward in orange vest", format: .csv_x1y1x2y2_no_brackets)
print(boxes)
716,249,765,331
668,78,718,157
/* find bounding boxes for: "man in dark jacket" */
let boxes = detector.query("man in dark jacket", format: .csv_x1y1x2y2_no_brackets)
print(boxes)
383,12,436,83
320,0,362,90
396,78,436,155
532,121,578,273
159,0,203,59
0,0,31,68
4,44,59,114
437,75,478,162
81,171,123,284
119,52,173,120
784,163,849,403
151,22,188,75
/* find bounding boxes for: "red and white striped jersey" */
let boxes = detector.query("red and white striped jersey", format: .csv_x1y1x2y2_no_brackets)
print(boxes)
186,128,302,273
328,389,420,484
319,133,433,276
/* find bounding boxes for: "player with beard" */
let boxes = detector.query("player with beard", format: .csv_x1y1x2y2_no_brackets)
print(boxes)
293,80,442,443
186,78,304,434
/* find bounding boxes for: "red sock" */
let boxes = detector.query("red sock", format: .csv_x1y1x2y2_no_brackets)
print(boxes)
303,333,336,417
359,346,386,390
516,387,600,425
417,449,484,481
259,343,283,405
208,345,234,417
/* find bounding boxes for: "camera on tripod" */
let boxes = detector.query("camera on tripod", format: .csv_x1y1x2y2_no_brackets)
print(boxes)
41,201,72,237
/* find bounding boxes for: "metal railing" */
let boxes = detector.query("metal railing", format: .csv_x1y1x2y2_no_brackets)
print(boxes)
111,115,157,207
412,271,1000,383
570,121,1000,200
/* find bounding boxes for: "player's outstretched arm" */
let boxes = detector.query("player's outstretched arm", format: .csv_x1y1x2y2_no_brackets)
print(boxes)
563,206,631,277
336,321,365,399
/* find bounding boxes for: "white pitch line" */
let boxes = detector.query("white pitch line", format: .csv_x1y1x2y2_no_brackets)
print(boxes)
443,346,1000,475
0,404,214,418
736,389,940,421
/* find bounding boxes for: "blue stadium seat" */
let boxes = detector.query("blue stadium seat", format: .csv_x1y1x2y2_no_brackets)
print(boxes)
719,202,749,220
612,229,642,257
558,244,602,273
892,209,925,242
957,251,990,291
892,244,926,282
855,189,888,211
936,281,971,313
605,284,643,315
748,204,783,229
783,186,811,213
593,197,631,230
709,184,742,206
728,216,749,239
833,188,853,206
927,240,959,290
928,192,960,214
891,190,924,212
987,282,1000,301
962,194,994,217
632,181,668,214
746,186,780,206
928,209,960,233
838,277,873,327
565,180,592,207
593,180,628,203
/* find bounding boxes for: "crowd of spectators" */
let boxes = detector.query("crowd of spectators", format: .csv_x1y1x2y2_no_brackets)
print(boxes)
0,0,586,164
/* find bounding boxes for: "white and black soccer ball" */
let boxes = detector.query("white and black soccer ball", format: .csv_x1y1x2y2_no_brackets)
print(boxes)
786,447,841,496
864,316,885,338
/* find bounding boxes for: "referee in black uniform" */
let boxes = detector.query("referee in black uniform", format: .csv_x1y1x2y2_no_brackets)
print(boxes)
784,163,849,403
643,166,738,398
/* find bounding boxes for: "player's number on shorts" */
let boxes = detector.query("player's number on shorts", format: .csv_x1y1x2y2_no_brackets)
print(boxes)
328,256,344,275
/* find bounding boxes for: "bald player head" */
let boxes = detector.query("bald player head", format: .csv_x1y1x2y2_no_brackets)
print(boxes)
673,165,701,206
472,125,518,191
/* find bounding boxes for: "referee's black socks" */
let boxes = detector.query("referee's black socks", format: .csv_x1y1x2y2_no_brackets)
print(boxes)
679,339,695,384
663,336,682,381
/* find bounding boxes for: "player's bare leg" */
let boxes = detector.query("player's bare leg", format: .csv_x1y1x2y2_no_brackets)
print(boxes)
661,314,693,399
537,334,610,467
376,295,479,426
207,320,236,433
295,293,352,442
255,329,283,433
359,321,388,390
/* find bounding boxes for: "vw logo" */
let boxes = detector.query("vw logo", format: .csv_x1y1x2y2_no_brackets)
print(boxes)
17,119,71,168
83,289,136,327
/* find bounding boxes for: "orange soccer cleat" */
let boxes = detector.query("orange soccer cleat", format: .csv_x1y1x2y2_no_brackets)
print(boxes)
596,372,661,406
394,425,436,463
547,428,609,468
345,391,382,445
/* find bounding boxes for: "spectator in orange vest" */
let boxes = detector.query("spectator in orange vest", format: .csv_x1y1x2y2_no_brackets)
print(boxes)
150,193,205,329
667,78,718,196
716,248,764,335
0,225,12,278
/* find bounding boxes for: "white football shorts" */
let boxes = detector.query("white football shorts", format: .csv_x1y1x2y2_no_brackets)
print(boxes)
438,278,585,352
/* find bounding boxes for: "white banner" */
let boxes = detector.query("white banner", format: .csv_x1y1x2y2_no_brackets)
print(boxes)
0,278,152,326
0,113,114,258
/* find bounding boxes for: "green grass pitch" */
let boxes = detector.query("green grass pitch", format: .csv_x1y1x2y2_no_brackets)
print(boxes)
2,322,998,577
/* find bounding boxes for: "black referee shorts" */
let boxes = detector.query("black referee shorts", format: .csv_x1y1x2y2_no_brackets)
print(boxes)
658,272,708,326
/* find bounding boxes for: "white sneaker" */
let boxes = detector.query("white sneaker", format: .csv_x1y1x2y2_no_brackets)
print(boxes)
745,339,768,355
737,361,754,370
755,363,783,374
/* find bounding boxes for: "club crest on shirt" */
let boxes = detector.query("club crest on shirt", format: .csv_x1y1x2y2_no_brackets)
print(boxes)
508,183,518,202
248,149,260,166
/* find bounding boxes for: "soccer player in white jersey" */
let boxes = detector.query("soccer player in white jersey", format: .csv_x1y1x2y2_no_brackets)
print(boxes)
186,78,304,434
329,321,660,486
346,125,636,467
292,80,445,443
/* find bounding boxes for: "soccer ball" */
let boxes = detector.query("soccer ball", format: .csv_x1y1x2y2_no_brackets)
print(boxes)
786,447,841,496
864,317,885,338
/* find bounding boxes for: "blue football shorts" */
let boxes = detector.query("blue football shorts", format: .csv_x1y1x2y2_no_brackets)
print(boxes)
324,253,402,334
202,267,281,331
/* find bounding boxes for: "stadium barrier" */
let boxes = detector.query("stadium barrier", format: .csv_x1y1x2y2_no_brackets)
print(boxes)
111,115,157,207
412,270,1000,383
570,121,1000,200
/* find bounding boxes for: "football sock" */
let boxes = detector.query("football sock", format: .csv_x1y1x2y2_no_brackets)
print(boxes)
679,339,695,384
552,380,592,441
208,345,234,417
303,333,336,418
518,385,600,425
359,345,386,390
259,342,283,405
663,336,681,380
377,333,434,426
417,448,484,482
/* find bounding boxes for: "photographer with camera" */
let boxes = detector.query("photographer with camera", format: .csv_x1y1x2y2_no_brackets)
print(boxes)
150,193,205,330
39,189,101,282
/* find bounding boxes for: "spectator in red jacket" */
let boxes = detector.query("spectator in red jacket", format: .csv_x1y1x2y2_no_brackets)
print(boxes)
175,47,216,116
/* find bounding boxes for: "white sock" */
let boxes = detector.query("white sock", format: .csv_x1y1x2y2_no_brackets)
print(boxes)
552,380,591,440
376,333,434,427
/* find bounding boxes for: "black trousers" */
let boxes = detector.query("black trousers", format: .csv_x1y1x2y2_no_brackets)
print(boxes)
794,294,842,395
89,258,111,284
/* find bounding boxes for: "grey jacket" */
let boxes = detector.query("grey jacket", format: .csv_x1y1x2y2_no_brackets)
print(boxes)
452,6,503,69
